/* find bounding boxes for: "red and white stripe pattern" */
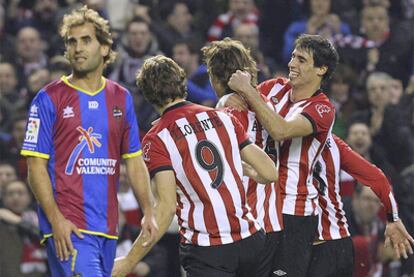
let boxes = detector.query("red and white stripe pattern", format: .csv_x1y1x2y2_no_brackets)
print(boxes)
315,134,350,240
225,102,283,233
316,135,399,240
143,102,260,246
258,78,335,216
207,11,259,42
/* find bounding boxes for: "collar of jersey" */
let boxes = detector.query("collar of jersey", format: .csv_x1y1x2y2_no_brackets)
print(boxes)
162,100,192,115
61,75,106,96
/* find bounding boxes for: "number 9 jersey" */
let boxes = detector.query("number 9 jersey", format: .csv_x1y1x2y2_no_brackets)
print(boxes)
142,101,261,246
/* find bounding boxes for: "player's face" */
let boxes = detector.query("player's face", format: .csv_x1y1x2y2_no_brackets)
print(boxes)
288,48,324,89
65,23,109,75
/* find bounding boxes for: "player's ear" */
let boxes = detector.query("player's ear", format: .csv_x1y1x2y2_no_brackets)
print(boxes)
100,44,110,58
317,65,328,78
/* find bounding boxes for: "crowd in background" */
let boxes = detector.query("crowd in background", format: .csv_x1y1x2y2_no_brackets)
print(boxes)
0,0,413,276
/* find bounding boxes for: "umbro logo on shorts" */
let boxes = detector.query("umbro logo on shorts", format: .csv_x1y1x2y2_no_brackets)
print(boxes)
273,269,287,276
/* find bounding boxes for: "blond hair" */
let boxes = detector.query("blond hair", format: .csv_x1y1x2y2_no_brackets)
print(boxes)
60,6,116,66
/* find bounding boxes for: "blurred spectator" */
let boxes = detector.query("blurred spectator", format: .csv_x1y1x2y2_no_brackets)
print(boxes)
344,185,390,277
258,0,302,64
351,72,413,172
172,39,217,106
14,27,48,88
110,16,161,135
47,55,71,81
16,0,62,57
233,22,272,82
389,78,404,105
326,64,358,138
25,68,50,110
153,1,196,57
335,3,414,86
0,114,28,179
345,122,399,194
110,16,162,86
282,0,351,63
207,0,258,42
0,4,16,63
0,162,17,200
0,180,47,277
401,74,414,134
0,63,27,123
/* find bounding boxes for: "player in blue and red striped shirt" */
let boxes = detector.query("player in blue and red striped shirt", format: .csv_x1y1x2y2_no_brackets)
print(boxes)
21,6,157,277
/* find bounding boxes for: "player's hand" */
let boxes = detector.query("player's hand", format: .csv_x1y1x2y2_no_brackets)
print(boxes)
228,70,254,97
112,256,135,277
384,219,414,259
51,214,84,261
140,213,158,247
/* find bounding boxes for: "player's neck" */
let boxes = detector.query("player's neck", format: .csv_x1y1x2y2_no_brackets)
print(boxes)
291,82,321,102
68,70,104,93
158,98,186,114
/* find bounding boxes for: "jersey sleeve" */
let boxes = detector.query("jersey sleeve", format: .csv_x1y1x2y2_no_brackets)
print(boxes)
257,78,288,97
121,91,142,159
229,113,251,150
223,107,249,132
334,135,399,221
301,100,335,135
142,134,173,178
21,91,56,159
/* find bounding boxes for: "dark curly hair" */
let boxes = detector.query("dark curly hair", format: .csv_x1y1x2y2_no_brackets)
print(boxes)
136,55,187,108
202,37,257,96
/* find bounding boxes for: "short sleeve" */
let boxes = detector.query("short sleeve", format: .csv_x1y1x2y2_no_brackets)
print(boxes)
142,134,173,178
121,91,142,159
223,107,248,132
21,91,56,159
229,113,251,150
301,101,335,135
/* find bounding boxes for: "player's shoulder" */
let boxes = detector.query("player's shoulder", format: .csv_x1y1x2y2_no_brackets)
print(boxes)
41,78,67,96
105,79,130,95
258,77,290,95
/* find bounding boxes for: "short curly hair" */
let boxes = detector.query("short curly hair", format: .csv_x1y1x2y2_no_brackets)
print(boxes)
60,6,116,66
136,55,187,108
202,38,257,95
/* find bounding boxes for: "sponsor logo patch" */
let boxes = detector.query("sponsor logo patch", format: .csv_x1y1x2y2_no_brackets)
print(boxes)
25,118,40,143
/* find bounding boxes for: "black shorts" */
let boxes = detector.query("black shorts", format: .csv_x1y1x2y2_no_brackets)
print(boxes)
179,230,266,277
274,214,318,277
308,237,354,277
253,231,283,277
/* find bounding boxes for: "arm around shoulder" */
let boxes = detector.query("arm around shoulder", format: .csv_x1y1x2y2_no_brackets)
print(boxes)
240,144,278,184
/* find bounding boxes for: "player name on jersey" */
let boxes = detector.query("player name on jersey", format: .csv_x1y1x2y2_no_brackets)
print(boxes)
170,115,223,141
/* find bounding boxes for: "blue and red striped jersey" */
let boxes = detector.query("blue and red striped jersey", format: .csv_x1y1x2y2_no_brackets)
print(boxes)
21,76,142,239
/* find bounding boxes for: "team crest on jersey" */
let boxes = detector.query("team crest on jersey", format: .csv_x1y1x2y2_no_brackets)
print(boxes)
143,142,151,161
24,118,40,143
315,104,331,118
112,106,123,119
271,97,279,104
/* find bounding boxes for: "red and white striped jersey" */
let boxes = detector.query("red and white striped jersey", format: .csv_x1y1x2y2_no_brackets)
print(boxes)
224,97,283,233
315,135,399,240
142,101,261,246
258,78,335,216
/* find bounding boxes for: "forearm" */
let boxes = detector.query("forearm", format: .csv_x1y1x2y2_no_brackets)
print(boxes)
127,157,154,214
27,158,62,224
241,86,288,141
126,203,175,264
